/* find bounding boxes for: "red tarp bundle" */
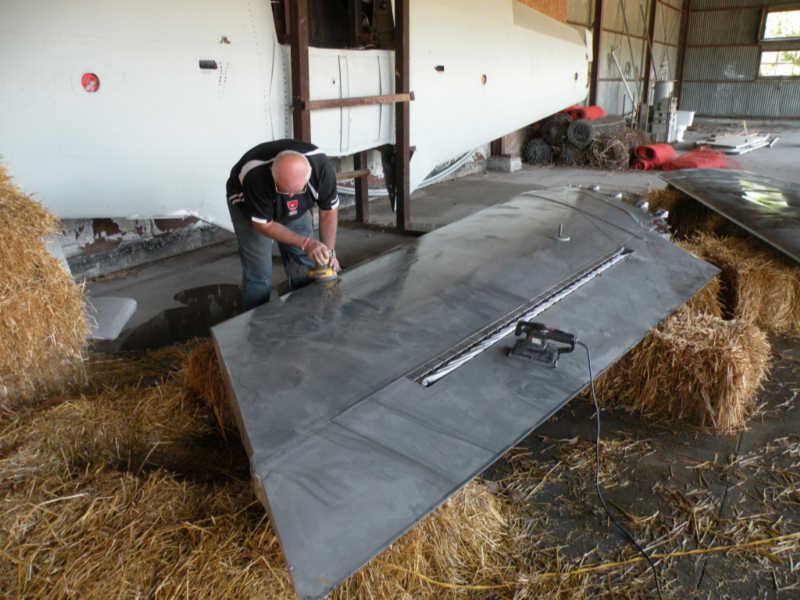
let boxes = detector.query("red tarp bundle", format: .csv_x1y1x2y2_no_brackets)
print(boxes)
564,104,607,120
662,147,742,171
633,158,655,170
634,144,677,165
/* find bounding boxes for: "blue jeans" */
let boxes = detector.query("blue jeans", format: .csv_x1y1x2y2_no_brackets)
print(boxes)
228,201,315,311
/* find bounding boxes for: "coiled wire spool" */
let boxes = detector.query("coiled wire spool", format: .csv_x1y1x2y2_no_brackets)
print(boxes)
522,138,553,164
561,143,590,166
540,113,572,146
567,115,626,149
590,135,630,170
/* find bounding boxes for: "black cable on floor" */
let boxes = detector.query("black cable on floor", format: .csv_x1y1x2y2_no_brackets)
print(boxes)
577,340,664,600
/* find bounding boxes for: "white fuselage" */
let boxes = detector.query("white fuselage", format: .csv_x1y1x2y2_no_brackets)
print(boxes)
0,0,589,231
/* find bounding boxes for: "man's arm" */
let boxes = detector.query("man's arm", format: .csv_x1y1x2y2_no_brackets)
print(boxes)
318,208,340,271
252,220,331,266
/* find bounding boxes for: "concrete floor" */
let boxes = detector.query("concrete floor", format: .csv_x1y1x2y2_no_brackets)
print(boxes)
684,118,800,184
85,140,800,596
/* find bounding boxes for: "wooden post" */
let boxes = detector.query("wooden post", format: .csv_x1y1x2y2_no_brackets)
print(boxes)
589,0,603,106
640,0,658,109
290,0,311,142
351,0,361,46
394,0,410,232
675,0,692,106
354,151,369,223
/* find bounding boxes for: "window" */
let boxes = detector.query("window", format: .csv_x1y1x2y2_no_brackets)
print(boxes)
759,8,800,77
759,50,800,76
760,8,800,41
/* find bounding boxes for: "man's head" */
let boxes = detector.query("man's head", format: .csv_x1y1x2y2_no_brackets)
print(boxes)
272,151,312,197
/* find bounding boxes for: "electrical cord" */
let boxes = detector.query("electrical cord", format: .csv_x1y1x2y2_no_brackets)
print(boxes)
577,340,664,600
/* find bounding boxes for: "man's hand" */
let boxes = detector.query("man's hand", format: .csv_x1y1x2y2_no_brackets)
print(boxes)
330,254,341,272
304,238,331,266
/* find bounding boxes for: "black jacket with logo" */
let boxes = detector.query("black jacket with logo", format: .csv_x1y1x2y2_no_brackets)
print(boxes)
226,140,339,224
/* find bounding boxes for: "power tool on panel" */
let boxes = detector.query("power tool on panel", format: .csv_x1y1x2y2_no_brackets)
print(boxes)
508,320,576,368
307,251,339,283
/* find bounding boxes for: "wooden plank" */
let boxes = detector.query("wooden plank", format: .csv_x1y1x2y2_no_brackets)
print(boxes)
394,0,410,232
354,152,369,223
304,92,413,111
290,0,311,142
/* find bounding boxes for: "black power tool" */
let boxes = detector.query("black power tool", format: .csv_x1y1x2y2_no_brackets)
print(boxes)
508,320,576,367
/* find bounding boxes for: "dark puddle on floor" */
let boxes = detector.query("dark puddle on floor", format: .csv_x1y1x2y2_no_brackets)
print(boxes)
93,284,242,352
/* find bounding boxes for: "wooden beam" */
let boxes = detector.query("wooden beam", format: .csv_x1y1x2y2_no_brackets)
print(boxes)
353,152,369,223
674,0,691,106
352,0,361,46
589,0,603,105
303,92,414,111
640,0,658,108
290,0,311,142
394,0,410,232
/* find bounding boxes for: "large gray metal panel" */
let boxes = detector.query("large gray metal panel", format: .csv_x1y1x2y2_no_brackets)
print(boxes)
653,2,681,47
598,32,646,80
680,80,800,116
683,46,758,81
693,0,795,9
687,9,760,46
596,80,634,115
650,43,680,83
602,0,647,36
212,188,718,600
662,170,800,263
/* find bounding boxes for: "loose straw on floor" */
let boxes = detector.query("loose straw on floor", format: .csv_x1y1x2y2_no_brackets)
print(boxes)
376,531,800,591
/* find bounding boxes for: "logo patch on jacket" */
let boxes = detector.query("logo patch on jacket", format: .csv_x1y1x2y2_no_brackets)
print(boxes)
287,199,299,216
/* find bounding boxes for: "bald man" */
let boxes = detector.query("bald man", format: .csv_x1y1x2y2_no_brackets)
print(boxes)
226,140,341,310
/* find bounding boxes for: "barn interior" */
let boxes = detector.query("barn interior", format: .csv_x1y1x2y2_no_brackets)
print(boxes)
2,0,800,598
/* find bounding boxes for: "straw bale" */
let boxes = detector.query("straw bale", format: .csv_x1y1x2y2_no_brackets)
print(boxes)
594,311,770,432
1,343,517,599
647,186,754,240
3,339,798,598
334,481,516,599
679,233,800,334
183,338,234,433
682,277,723,318
647,187,715,239
0,163,87,404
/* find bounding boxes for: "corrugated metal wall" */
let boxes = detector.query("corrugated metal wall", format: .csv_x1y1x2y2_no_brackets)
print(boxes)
567,0,684,116
597,1,647,114
681,0,800,117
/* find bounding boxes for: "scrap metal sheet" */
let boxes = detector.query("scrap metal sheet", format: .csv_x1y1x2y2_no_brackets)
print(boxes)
212,188,718,600
661,169,800,263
